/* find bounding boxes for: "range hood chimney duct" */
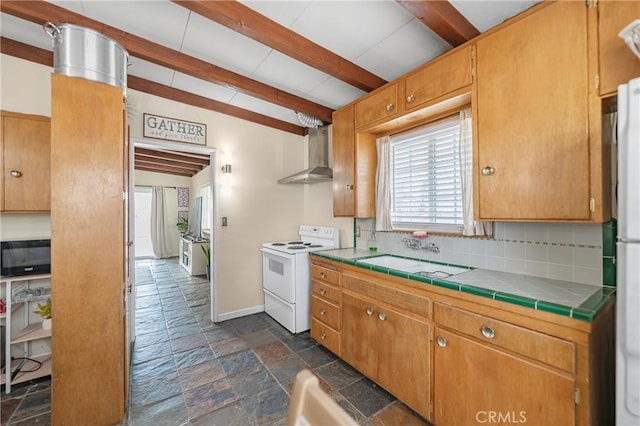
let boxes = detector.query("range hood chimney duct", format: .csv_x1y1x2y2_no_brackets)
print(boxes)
278,126,332,184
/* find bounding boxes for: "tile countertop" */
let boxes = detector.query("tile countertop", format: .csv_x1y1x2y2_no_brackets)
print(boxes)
311,249,615,322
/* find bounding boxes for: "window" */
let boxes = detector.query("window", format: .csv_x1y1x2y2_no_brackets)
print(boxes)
389,115,464,232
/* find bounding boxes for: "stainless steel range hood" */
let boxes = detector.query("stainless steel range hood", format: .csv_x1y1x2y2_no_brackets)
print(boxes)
278,126,332,184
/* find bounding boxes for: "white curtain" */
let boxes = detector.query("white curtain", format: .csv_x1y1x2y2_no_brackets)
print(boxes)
459,107,493,237
151,186,171,259
375,136,392,231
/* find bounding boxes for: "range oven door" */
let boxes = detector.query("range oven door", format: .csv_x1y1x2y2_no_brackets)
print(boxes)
261,248,295,303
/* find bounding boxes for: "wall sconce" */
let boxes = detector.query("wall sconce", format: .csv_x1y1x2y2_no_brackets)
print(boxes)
221,164,232,174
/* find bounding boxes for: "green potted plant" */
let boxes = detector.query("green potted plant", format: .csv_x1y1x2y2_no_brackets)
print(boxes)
34,298,52,330
176,216,189,234
201,244,211,280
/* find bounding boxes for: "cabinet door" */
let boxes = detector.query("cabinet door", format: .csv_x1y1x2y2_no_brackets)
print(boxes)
51,74,127,425
598,0,640,96
434,328,575,426
354,83,399,129
377,305,431,420
475,2,591,220
332,106,356,216
341,292,378,379
1,113,50,211
404,45,473,111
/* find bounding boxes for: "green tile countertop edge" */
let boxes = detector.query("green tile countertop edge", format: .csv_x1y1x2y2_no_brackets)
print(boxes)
310,251,615,322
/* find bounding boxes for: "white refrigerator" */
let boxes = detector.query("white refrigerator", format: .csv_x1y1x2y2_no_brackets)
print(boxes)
617,75,640,426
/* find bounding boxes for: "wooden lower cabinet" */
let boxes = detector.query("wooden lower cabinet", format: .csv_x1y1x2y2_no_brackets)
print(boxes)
342,291,431,419
433,327,575,426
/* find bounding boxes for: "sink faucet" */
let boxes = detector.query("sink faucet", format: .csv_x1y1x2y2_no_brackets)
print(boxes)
401,237,440,254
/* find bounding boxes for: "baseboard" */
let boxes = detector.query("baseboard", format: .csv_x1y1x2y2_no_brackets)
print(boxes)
216,304,265,322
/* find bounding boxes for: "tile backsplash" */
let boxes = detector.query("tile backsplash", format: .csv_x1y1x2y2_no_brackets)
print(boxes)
355,219,608,286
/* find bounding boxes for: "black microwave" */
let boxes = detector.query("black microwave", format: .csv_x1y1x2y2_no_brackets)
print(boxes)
1,239,51,277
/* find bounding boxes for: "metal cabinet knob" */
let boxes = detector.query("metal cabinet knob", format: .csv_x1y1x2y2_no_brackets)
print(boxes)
319,288,326,295
406,94,415,103
386,103,394,112
481,325,495,339
436,336,447,347
10,170,22,178
320,309,326,316
320,272,326,278
320,333,326,340
378,312,386,321
482,166,495,176
346,184,354,190
366,306,374,316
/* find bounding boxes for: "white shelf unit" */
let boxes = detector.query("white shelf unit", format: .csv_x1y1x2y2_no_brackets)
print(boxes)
179,237,208,276
0,274,52,393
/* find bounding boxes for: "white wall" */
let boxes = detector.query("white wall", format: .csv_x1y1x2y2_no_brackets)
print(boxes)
128,90,306,316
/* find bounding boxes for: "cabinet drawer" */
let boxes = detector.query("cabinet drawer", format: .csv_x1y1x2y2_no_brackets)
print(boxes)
311,280,341,304
311,265,340,286
311,317,340,355
311,295,340,330
434,303,575,373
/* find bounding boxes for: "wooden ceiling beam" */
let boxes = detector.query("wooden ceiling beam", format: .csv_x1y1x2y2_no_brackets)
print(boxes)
173,0,387,93
396,0,480,47
135,165,194,177
0,0,334,124
0,37,308,136
135,148,210,166
134,156,203,173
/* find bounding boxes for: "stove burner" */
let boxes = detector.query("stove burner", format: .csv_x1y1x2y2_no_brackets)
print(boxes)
288,241,303,244
308,244,322,248
288,246,306,250
303,243,312,246
272,243,286,246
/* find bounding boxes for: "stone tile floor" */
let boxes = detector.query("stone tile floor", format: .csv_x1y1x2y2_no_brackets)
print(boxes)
1,258,432,425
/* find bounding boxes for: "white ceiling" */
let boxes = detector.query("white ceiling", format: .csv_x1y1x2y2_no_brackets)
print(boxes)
1,0,540,131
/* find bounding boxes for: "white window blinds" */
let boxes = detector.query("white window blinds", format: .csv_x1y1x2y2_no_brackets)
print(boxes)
390,116,463,231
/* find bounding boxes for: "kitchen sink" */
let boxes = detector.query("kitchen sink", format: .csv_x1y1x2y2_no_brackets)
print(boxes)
357,255,469,277
357,255,427,270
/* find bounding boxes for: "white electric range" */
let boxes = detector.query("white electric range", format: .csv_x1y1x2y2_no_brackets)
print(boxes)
261,225,339,333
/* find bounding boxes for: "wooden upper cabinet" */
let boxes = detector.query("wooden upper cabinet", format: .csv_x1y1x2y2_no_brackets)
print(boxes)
332,106,376,218
354,83,399,129
404,45,473,111
475,1,592,221
332,106,356,217
598,0,640,97
1,111,51,212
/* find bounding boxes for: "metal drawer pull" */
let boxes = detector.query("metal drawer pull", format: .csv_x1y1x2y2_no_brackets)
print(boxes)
366,306,374,316
437,336,447,347
10,170,22,178
378,312,386,321
319,309,326,316
481,325,495,339
320,272,325,278
320,333,326,340
346,184,354,190
406,94,415,103
386,103,394,111
319,288,326,295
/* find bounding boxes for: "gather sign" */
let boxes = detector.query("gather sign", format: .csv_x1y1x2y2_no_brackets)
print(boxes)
143,113,207,145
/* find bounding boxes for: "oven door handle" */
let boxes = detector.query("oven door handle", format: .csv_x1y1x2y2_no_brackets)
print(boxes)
261,247,292,259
